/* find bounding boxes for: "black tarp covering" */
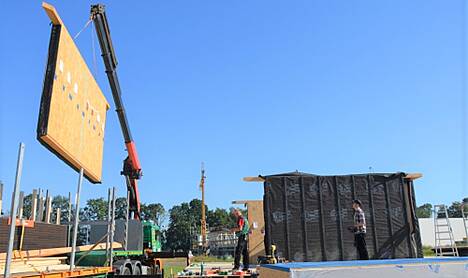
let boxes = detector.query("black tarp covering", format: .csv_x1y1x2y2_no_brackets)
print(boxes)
263,172,423,262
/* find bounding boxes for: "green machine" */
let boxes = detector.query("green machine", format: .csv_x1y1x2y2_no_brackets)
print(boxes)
143,220,162,252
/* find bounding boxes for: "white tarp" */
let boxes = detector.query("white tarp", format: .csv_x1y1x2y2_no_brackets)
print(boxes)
263,258,468,278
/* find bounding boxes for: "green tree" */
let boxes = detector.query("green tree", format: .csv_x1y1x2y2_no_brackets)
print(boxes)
447,202,463,218
22,194,33,219
165,199,206,251
207,208,236,228
52,195,72,223
82,198,108,221
416,203,432,218
141,203,166,226
115,197,127,219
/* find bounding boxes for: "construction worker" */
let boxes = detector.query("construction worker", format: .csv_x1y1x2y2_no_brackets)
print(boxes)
231,208,250,271
351,199,369,260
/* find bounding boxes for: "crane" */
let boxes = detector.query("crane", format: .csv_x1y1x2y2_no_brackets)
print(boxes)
90,4,142,220
200,162,208,251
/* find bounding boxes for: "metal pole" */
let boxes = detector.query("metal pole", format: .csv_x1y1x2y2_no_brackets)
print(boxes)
69,168,84,270
109,187,116,266
106,188,111,265
67,191,72,246
0,181,3,215
124,189,130,251
4,143,25,278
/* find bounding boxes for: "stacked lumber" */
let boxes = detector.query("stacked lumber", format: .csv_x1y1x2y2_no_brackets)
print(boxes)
0,242,121,277
0,257,67,275
0,242,122,260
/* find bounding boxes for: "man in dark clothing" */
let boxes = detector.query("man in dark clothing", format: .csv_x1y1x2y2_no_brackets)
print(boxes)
231,208,250,271
352,199,369,260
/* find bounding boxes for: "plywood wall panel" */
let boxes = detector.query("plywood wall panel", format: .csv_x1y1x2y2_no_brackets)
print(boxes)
37,3,109,183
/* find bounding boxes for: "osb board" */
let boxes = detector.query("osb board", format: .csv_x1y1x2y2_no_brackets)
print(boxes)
258,266,289,278
37,3,109,183
245,201,265,263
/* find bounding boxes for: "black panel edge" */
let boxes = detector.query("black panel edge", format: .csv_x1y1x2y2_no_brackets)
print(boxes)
37,24,61,138
263,180,272,256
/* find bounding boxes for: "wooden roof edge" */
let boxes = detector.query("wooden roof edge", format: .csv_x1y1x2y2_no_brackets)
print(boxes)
243,176,265,182
244,173,422,182
232,200,262,204
404,173,423,181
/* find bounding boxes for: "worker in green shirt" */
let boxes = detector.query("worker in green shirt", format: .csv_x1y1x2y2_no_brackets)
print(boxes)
231,208,250,271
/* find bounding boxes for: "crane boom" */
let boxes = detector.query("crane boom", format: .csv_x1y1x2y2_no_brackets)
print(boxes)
90,4,142,219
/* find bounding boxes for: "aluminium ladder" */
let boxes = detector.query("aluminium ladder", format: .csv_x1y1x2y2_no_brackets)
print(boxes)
433,204,459,257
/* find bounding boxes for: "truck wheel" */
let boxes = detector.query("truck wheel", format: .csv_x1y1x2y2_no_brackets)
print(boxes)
133,266,141,275
122,266,132,275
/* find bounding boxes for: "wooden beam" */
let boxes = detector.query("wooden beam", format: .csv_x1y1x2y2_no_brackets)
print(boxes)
55,208,61,225
18,191,24,219
0,242,122,260
31,189,38,221
405,173,422,181
243,176,265,182
45,196,52,223
38,197,44,222
42,2,64,25
232,200,262,204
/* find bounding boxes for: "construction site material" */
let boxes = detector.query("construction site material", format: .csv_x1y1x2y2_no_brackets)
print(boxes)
0,242,122,261
258,257,468,278
0,217,68,253
0,264,110,278
433,205,459,256
232,200,265,263
259,172,423,261
178,262,258,277
38,2,110,184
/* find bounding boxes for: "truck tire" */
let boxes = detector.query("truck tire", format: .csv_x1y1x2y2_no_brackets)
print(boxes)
133,266,141,275
122,266,132,275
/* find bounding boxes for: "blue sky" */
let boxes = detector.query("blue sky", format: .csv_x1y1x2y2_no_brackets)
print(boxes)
0,1,467,215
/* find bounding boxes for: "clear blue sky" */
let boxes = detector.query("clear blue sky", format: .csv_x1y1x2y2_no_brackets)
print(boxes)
0,1,467,214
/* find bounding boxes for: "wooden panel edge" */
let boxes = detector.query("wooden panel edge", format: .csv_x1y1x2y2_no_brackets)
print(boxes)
243,176,265,182
42,2,64,25
405,173,422,181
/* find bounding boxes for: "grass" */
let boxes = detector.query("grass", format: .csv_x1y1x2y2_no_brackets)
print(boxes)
164,265,185,278
191,255,234,263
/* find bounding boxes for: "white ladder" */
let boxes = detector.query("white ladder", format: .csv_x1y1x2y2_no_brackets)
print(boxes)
433,204,459,257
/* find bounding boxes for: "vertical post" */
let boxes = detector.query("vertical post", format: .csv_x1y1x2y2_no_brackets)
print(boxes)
37,193,44,222
4,143,25,278
56,208,61,225
0,181,3,215
17,191,24,219
106,188,111,265
31,189,37,221
69,168,84,270
45,196,52,223
67,192,72,245
124,189,130,251
68,192,72,223
109,187,116,267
